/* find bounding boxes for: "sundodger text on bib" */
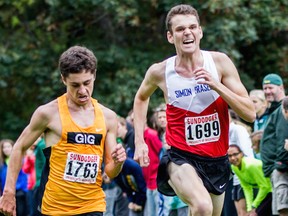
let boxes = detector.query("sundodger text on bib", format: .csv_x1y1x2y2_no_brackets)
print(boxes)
185,113,221,145
64,152,100,183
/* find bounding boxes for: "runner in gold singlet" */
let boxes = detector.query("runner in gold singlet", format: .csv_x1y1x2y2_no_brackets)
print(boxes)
0,46,126,216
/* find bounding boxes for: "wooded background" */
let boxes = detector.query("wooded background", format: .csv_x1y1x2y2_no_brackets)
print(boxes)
1,0,287,139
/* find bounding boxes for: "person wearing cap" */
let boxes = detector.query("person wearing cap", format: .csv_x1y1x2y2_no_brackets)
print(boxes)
262,73,285,114
260,73,288,216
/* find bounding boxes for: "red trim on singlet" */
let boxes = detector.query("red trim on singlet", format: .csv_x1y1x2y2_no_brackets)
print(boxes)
166,97,229,157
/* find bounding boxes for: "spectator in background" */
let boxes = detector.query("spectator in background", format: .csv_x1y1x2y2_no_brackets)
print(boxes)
282,96,288,151
126,109,135,128
224,109,254,216
282,96,288,120
153,104,167,143
153,104,188,216
228,144,272,216
142,116,163,216
0,139,28,216
113,158,147,216
153,103,170,152
103,118,133,216
249,89,269,160
262,73,285,114
261,73,285,160
261,73,288,216
249,89,269,131
117,116,135,159
22,144,36,216
102,170,129,216
229,108,252,135
250,130,263,160
148,107,170,216
32,136,45,216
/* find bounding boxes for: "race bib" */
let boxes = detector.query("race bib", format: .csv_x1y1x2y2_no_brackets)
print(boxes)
64,152,100,184
185,113,220,145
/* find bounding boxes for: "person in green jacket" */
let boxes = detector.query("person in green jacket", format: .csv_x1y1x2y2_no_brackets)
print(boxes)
228,144,272,216
260,73,288,216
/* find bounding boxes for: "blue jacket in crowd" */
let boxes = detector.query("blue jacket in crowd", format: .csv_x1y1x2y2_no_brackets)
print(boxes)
114,158,146,207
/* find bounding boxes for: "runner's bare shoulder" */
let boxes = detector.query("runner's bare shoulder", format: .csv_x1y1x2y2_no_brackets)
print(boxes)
97,103,117,129
31,98,60,131
147,60,166,82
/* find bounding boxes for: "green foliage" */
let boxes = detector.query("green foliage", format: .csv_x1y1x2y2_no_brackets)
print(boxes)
0,0,287,139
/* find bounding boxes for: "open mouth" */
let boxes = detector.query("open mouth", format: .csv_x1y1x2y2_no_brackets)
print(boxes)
78,95,88,102
183,39,194,44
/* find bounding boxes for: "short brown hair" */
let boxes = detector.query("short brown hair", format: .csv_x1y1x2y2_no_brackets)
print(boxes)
59,46,97,78
165,4,200,32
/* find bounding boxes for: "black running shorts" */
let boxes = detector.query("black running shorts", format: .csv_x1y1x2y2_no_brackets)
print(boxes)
157,147,232,196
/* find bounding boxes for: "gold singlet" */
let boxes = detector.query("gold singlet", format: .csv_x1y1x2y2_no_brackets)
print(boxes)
40,94,106,215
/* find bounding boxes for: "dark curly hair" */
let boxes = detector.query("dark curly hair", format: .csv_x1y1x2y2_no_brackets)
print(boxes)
59,46,97,78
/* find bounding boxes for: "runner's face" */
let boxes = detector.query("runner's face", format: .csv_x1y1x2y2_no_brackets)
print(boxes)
63,70,95,106
167,14,202,54
228,146,243,168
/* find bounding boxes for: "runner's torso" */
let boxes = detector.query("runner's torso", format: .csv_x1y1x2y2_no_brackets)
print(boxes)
40,94,106,215
165,51,229,157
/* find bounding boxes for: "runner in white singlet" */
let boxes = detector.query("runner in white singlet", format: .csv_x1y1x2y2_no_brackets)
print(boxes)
133,4,255,216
